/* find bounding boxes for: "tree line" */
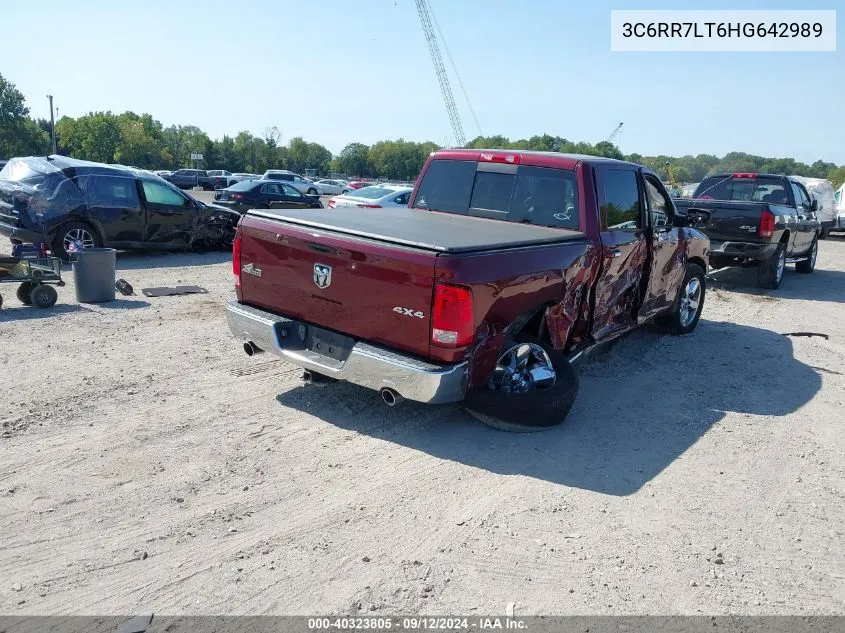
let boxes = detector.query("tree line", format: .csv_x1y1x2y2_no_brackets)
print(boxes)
2,73,844,188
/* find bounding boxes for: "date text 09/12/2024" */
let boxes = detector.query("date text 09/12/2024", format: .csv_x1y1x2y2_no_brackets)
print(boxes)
307,617,528,630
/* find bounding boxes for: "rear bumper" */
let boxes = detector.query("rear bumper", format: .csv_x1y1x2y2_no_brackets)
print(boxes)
0,220,43,244
709,240,778,260
225,301,468,404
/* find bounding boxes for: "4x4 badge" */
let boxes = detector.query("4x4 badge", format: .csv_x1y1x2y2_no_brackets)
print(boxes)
242,263,262,277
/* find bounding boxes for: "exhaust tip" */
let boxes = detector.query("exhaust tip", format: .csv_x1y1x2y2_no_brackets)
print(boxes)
243,341,262,356
380,388,403,407
302,370,313,383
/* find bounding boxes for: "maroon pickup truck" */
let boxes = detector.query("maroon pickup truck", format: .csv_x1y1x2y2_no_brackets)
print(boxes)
226,150,710,430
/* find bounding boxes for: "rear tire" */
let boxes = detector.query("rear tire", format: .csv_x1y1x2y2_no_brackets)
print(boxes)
52,221,102,261
657,263,706,335
758,242,787,289
307,188,318,195
29,284,58,309
17,282,34,305
795,237,818,274
465,339,578,431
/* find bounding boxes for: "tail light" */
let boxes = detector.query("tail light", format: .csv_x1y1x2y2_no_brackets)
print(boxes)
357,203,382,208
732,172,757,179
479,152,520,164
431,283,474,348
232,193,245,201
758,207,775,238
232,232,242,288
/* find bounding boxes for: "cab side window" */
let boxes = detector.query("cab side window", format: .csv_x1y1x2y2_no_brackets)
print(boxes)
790,183,808,210
601,169,642,230
644,176,672,229
142,180,189,207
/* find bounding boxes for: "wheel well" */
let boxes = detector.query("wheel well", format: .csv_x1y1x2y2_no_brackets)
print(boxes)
688,255,707,272
56,218,103,245
510,306,552,343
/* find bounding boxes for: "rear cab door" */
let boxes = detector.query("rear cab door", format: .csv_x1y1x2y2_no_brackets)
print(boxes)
590,164,648,342
280,184,310,208
74,172,145,244
258,182,286,208
139,179,196,244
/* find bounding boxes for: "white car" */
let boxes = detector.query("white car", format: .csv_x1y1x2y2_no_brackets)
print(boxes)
231,173,261,183
328,185,413,209
262,170,319,195
313,179,349,195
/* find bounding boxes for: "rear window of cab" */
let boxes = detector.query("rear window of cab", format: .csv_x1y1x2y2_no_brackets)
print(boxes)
412,159,579,230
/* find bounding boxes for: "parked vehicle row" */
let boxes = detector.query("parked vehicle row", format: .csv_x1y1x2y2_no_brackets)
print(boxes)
0,156,241,259
227,149,711,430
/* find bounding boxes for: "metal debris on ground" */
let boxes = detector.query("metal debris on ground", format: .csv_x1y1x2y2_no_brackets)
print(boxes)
141,286,208,298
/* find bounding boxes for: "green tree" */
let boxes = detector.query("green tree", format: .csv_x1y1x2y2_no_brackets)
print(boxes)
828,167,845,190
336,142,371,177
0,73,50,157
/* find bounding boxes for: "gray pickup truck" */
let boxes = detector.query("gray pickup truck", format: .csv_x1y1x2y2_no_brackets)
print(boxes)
674,173,821,289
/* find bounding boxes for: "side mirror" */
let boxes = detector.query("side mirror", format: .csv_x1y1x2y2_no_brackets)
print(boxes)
810,199,818,211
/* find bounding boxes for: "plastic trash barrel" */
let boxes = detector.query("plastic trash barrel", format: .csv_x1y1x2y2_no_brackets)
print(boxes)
72,248,116,303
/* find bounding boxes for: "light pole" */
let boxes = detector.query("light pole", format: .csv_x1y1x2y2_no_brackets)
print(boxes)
46,94,57,154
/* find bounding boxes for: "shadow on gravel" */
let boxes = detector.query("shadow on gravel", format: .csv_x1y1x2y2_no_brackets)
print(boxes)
709,266,845,304
115,250,231,271
0,303,92,321
0,297,149,320
275,319,822,496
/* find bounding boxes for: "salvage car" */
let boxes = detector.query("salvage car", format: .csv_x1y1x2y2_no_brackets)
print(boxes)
261,170,320,195
674,173,821,289
226,150,710,430
168,168,215,190
327,184,412,209
0,155,240,259
214,180,323,212
313,179,347,195
207,169,238,190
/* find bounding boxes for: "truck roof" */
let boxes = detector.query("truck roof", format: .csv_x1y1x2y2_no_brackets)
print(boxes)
705,173,793,180
431,149,638,171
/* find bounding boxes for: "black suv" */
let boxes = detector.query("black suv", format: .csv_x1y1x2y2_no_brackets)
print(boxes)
0,155,241,259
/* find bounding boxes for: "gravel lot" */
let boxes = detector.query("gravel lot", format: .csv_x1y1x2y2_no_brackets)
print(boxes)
1,235,844,616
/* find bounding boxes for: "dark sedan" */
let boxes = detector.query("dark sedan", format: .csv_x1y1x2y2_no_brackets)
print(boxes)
213,179,323,212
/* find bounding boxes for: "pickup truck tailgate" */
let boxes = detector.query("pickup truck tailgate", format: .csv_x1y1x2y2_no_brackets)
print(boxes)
681,200,769,242
237,212,438,359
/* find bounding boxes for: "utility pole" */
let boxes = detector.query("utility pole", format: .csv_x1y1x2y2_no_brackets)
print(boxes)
46,94,57,154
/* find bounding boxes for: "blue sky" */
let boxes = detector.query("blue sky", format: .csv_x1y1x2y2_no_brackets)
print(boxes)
4,0,842,163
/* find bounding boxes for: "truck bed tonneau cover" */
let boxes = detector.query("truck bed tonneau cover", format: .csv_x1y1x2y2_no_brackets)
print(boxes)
246,207,585,254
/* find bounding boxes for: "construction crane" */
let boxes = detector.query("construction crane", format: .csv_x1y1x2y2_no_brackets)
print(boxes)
415,0,466,147
606,122,623,143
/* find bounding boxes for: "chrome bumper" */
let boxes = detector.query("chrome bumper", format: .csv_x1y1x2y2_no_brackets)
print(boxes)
225,301,468,404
